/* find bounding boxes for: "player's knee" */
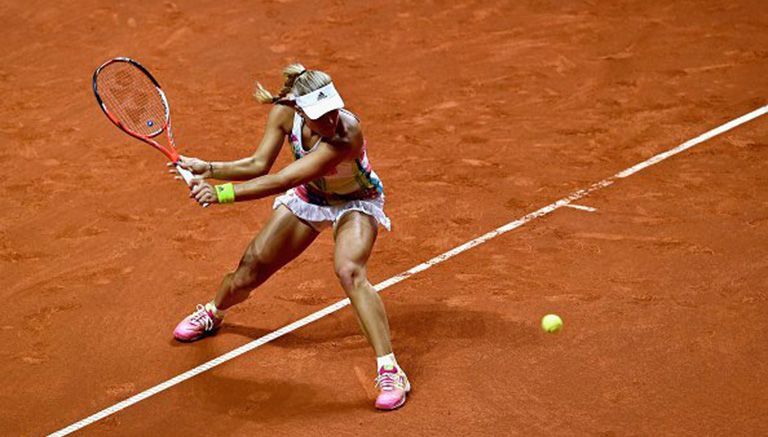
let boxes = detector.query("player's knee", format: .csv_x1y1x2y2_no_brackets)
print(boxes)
335,262,366,292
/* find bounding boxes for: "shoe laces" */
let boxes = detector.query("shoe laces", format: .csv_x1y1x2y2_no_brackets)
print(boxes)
375,369,405,391
189,304,215,331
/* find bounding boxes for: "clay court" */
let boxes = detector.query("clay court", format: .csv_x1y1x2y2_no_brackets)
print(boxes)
2,0,767,435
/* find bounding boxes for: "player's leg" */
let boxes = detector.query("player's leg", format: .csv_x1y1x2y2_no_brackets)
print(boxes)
214,205,319,310
333,211,410,410
174,205,318,341
334,211,391,354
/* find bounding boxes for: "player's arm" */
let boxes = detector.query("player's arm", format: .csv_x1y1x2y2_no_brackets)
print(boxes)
190,140,350,204
206,105,292,181
174,105,290,181
232,140,348,200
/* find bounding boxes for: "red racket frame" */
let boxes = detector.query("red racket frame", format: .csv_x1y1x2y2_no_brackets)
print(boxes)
92,57,200,196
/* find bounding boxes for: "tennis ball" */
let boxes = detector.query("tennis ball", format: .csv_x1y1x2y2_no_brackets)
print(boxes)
541,314,563,333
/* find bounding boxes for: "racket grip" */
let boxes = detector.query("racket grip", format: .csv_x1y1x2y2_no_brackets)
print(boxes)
175,164,209,208
176,164,194,185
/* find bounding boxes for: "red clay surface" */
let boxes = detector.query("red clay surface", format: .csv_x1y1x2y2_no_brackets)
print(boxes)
2,0,768,435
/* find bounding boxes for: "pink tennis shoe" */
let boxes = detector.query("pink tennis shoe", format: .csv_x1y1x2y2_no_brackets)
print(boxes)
375,365,411,410
173,304,223,342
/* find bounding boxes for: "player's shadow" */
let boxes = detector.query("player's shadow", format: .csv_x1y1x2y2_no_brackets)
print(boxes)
177,300,536,424
221,323,317,347
186,372,366,425
217,301,537,378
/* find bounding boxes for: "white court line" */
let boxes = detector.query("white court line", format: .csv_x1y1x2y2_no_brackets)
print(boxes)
565,204,597,212
47,104,768,437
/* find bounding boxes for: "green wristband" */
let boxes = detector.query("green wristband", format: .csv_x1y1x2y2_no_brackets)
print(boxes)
215,183,236,204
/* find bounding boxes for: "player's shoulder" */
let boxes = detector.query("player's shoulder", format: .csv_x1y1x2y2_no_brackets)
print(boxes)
340,108,361,125
268,103,296,120
266,104,296,131
340,109,363,138
326,110,363,150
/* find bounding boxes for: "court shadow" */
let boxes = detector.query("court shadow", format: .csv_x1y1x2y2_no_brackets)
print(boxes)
172,301,534,424
220,323,317,347
214,302,536,378
187,372,366,424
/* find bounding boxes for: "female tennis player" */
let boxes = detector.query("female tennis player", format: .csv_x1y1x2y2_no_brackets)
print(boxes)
170,63,409,410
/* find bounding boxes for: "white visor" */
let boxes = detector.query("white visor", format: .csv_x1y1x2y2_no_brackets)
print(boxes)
294,82,344,120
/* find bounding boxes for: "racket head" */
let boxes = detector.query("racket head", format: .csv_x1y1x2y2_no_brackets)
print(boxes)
92,57,179,161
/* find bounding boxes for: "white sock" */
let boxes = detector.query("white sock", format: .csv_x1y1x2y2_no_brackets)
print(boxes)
377,353,398,370
205,301,226,318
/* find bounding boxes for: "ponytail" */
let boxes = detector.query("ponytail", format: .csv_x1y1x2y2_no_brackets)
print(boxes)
254,63,306,104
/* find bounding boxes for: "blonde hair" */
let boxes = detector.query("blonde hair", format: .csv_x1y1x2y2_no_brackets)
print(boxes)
254,63,333,104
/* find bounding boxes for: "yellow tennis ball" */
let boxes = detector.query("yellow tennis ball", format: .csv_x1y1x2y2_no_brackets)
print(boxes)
541,314,563,333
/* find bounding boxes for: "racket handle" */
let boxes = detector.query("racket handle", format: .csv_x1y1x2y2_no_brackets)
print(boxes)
176,164,194,185
175,164,210,208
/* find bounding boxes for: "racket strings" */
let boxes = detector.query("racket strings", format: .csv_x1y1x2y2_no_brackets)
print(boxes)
96,63,167,137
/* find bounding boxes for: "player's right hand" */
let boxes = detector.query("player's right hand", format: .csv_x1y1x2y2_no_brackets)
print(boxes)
168,155,212,179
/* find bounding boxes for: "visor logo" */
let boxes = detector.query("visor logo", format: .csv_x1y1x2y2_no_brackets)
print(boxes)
317,91,327,101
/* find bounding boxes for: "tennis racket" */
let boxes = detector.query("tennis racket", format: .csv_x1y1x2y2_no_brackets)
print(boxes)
92,57,206,206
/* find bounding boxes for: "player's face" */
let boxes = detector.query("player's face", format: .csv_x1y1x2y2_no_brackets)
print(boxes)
302,109,340,138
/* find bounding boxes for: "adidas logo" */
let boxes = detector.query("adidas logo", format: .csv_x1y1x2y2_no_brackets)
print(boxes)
317,91,327,100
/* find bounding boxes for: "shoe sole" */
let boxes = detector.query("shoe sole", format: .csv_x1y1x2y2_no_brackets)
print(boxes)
174,334,205,343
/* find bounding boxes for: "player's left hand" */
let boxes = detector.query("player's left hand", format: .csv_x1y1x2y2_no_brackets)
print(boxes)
190,178,218,205
168,155,212,179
